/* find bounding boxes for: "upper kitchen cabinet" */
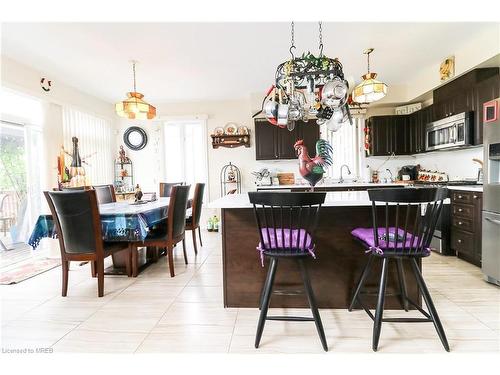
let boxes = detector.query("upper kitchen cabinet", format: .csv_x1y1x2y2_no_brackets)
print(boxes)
255,119,320,160
473,73,500,144
366,115,413,156
367,112,427,156
255,118,278,160
432,67,499,145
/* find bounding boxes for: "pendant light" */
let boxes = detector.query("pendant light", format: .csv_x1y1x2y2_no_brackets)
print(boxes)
352,48,388,103
115,60,156,120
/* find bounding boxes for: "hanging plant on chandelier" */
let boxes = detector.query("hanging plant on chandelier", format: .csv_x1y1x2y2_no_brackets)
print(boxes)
115,60,156,120
256,22,352,132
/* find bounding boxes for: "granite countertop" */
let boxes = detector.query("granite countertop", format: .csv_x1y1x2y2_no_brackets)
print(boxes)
209,191,451,209
256,182,404,189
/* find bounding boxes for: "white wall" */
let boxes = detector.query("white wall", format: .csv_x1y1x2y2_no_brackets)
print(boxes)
1,56,116,189
365,147,484,183
116,98,307,201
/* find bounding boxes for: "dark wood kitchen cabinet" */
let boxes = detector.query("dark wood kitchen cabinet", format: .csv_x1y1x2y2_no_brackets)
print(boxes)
367,111,429,156
255,118,320,160
450,189,483,267
408,105,432,154
432,68,499,145
473,74,500,145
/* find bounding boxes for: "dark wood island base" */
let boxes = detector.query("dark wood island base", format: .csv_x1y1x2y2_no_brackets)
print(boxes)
222,205,421,309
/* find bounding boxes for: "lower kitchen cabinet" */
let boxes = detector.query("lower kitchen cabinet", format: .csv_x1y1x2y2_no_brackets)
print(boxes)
450,189,483,266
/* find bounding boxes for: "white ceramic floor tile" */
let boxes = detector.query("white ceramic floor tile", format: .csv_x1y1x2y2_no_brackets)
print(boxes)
2,231,499,354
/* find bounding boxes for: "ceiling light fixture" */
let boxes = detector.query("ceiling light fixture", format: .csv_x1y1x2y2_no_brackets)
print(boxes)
115,60,156,120
352,48,388,104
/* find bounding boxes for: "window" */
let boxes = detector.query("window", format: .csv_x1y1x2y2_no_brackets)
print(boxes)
321,117,363,180
163,118,208,200
62,107,113,185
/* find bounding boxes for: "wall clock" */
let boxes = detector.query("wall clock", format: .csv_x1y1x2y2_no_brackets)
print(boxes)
123,126,148,151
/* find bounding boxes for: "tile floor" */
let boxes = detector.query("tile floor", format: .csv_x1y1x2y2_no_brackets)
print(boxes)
1,231,499,353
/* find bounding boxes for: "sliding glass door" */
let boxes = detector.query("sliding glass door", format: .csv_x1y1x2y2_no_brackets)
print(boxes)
0,88,44,249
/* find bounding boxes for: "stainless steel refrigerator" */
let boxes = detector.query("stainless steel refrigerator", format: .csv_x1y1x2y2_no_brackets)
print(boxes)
482,98,500,286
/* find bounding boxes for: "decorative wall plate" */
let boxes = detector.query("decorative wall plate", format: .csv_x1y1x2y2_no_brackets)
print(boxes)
214,127,224,136
124,126,148,151
237,126,249,135
224,123,238,135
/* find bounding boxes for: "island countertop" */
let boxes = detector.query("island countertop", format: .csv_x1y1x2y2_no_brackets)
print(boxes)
209,190,450,209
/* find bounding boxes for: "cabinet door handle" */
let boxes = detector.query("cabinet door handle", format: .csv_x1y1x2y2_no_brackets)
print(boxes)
458,239,462,243
458,195,463,199
473,195,478,199
458,208,463,212
458,221,462,225
485,217,500,225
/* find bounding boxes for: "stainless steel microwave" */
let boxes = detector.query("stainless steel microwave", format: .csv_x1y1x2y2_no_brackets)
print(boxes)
425,112,473,151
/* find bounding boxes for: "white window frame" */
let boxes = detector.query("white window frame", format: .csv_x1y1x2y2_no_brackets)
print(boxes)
162,115,209,201
320,116,363,180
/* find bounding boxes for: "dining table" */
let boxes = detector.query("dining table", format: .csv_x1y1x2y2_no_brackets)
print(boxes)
28,197,192,275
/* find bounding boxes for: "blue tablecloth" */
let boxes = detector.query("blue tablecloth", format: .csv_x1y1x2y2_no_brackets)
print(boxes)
28,198,174,249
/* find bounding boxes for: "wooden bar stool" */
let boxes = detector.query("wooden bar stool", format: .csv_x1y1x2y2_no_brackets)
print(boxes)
249,191,328,352
349,187,450,352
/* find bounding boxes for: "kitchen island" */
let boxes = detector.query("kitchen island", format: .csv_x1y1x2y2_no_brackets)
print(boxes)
210,190,432,309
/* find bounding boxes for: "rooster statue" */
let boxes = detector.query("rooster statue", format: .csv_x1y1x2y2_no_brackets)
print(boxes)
294,139,334,187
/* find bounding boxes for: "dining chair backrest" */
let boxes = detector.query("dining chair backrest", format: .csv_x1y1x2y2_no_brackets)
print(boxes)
167,185,191,240
159,182,184,197
93,184,116,204
367,187,448,255
44,190,103,255
248,192,326,251
190,183,205,227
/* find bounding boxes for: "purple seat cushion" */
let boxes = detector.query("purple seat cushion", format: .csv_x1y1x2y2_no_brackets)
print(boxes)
256,228,315,266
259,228,314,250
351,227,430,255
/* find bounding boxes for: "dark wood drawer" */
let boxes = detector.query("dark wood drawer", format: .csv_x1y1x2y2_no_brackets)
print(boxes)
451,230,474,253
451,191,473,204
452,216,474,232
452,203,474,218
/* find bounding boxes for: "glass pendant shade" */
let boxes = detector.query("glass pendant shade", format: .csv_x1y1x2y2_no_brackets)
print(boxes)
353,72,388,103
115,92,156,120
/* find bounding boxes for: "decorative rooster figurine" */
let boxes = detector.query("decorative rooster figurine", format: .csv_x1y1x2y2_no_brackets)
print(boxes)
294,139,334,187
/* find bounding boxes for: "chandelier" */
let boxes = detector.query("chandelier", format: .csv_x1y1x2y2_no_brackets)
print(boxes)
352,48,388,103
115,60,156,120
259,22,352,132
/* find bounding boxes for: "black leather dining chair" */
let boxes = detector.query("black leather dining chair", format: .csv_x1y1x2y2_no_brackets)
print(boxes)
185,183,205,255
159,182,184,198
44,189,131,297
349,187,449,351
93,184,116,204
129,185,191,277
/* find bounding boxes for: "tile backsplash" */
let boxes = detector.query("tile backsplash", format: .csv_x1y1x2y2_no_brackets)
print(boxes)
364,147,484,182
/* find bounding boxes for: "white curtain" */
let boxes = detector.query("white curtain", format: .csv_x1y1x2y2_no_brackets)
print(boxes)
62,107,113,185
321,117,363,179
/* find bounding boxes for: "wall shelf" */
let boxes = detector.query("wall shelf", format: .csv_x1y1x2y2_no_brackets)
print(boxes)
211,133,250,149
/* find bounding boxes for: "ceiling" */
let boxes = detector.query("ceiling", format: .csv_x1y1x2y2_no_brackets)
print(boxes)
0,22,495,104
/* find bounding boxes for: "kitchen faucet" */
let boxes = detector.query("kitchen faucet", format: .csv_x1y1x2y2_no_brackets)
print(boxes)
339,164,352,183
